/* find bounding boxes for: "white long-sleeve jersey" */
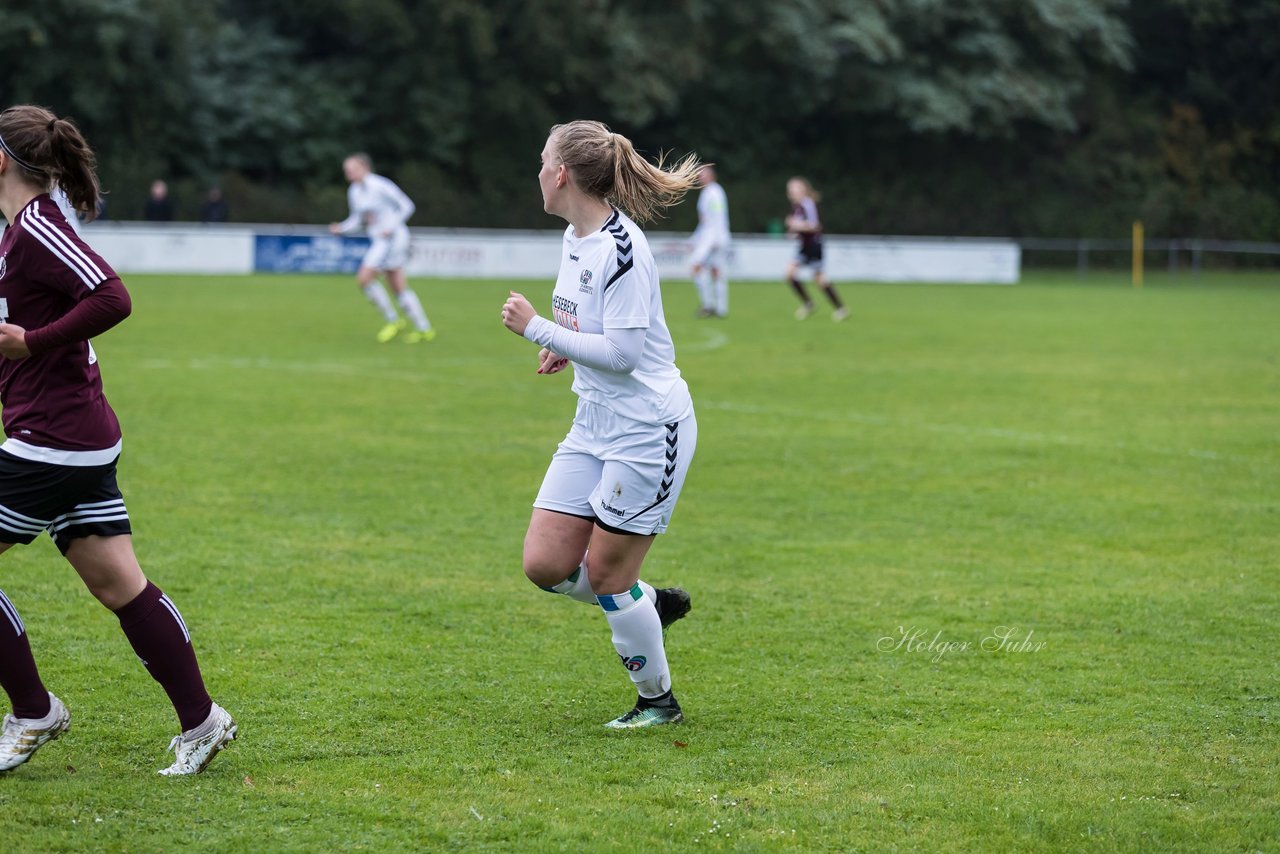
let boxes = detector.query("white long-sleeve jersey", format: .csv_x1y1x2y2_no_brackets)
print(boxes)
51,186,83,235
691,182,730,246
523,209,693,426
335,174,415,237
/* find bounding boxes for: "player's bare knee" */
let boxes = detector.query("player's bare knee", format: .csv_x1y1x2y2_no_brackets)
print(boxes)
584,557,634,596
522,552,574,588
521,557,548,586
83,578,135,611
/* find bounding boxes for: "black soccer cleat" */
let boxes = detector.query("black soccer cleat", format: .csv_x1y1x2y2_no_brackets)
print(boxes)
654,587,691,629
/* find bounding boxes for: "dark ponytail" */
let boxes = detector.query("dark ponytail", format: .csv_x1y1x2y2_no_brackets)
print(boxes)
48,117,101,221
0,105,101,221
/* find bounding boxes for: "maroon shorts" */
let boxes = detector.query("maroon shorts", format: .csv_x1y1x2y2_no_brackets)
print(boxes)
0,451,131,554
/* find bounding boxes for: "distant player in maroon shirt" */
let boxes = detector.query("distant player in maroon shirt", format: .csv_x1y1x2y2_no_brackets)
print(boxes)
0,105,236,775
784,177,847,321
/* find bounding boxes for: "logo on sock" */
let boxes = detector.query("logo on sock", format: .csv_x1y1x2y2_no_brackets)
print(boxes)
619,654,647,672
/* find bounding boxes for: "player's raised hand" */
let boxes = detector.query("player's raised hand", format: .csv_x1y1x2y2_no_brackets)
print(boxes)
501,291,537,336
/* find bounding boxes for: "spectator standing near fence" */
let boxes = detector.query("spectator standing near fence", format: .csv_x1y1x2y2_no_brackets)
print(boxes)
143,179,172,222
200,186,229,224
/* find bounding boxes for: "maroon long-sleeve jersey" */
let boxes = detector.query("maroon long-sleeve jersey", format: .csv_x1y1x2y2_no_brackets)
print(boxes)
790,197,823,255
0,194,131,465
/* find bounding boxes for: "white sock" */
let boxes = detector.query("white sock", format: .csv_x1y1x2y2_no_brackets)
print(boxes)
596,584,671,699
396,289,432,332
713,271,729,315
694,270,713,310
546,556,655,605
23,693,59,726
363,283,398,323
183,703,221,739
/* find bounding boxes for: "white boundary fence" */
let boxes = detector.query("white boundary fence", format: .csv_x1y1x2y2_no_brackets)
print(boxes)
77,222,1022,284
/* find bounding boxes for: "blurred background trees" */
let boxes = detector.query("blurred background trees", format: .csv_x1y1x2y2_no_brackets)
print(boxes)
0,0,1275,238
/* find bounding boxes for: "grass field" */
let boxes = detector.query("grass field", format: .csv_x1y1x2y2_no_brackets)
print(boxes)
0,269,1276,852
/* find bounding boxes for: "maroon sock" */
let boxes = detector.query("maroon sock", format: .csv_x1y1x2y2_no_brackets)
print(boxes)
788,278,813,305
0,590,52,719
821,284,845,310
114,582,212,731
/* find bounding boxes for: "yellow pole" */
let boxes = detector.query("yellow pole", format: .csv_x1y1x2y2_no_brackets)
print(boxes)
1132,221,1144,288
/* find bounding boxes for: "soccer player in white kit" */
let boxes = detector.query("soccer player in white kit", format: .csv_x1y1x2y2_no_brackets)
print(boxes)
501,121,701,729
689,165,730,318
329,153,435,343
51,186,83,235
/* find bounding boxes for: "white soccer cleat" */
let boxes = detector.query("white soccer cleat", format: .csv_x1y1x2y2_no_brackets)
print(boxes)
794,303,814,320
159,702,237,776
0,693,70,772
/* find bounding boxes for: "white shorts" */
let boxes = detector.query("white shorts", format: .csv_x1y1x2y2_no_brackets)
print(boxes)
534,400,697,535
689,239,729,270
362,228,410,270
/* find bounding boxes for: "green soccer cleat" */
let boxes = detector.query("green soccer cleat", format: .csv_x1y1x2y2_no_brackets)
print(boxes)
654,587,691,629
376,319,408,343
605,696,684,730
403,329,437,344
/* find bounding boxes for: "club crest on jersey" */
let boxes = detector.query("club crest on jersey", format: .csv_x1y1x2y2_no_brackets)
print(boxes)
579,269,594,293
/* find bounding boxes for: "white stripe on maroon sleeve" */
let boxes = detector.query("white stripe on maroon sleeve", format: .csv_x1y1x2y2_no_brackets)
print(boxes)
21,207,107,289
30,205,107,280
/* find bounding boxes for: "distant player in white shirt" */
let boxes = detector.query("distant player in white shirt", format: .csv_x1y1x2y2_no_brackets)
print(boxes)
329,153,435,343
51,186,82,235
501,120,700,730
689,165,730,317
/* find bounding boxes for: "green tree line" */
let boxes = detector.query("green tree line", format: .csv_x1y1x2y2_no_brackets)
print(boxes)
1,0,1276,238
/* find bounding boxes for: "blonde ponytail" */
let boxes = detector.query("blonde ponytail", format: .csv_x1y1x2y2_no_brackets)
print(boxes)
550,121,700,222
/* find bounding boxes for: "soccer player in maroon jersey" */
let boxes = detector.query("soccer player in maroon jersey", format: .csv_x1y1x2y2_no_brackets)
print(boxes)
0,105,236,775
785,177,848,321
